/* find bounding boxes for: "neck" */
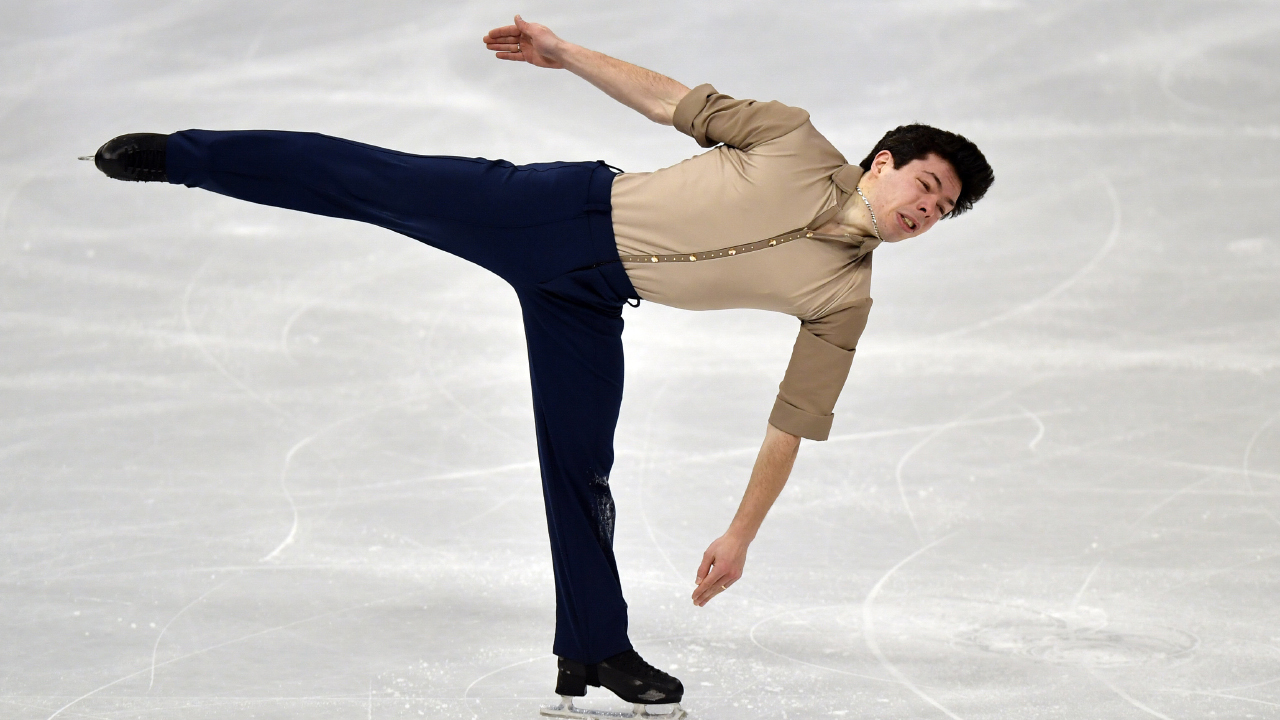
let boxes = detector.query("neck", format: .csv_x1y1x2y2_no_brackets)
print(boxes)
833,187,879,239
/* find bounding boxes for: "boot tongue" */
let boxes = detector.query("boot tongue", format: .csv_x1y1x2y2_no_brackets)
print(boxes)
606,650,645,673
607,650,668,681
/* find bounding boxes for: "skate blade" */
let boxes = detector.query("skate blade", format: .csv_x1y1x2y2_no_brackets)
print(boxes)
540,696,687,720
78,156,94,161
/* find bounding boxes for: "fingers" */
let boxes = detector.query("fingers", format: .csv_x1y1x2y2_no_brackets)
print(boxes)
692,551,740,607
483,27,519,47
695,552,713,585
692,570,735,607
483,24,523,61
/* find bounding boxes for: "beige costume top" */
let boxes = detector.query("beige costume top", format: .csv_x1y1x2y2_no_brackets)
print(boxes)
610,84,881,441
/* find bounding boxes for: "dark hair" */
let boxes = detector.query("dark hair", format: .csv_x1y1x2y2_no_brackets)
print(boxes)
858,124,994,218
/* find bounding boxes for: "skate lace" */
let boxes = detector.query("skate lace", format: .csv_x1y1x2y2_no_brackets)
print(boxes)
123,149,165,180
607,650,672,682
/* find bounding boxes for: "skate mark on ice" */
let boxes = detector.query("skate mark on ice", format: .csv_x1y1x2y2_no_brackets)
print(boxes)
894,391,1018,545
636,375,689,587
277,252,407,364
8,542,218,585
658,410,1071,466
1088,668,1174,720
1212,670,1280,693
346,459,539,491
257,387,450,561
422,292,523,444
149,579,230,690
747,606,920,687
181,258,293,420
462,654,551,720
932,174,1121,341
1243,412,1280,530
1153,553,1280,599
1017,404,1045,450
278,290,317,366
862,533,963,719
5,698,113,720
1178,688,1280,710
1130,474,1216,528
46,590,419,720
443,477,536,534
1100,452,1280,484
260,435,312,562
1071,560,1103,610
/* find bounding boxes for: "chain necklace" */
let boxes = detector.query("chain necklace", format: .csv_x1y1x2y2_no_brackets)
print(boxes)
854,185,882,241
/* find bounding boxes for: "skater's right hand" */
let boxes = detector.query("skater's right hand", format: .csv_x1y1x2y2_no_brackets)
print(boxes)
693,532,749,607
483,15,566,69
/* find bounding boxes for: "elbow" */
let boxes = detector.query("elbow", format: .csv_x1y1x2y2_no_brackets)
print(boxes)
766,421,802,447
643,95,680,126
645,104,676,126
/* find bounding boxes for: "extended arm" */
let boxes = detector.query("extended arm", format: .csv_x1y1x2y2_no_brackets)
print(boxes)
483,16,690,125
692,423,800,606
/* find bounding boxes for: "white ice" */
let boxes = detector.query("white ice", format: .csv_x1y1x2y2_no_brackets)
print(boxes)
2,2,1279,719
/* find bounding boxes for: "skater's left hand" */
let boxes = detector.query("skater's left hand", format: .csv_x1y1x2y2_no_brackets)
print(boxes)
693,532,749,607
482,15,566,69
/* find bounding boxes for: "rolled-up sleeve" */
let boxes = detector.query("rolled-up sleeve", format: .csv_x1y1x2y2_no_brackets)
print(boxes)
768,299,873,440
673,83,811,151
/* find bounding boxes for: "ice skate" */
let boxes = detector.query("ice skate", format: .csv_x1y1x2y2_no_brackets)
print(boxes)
89,132,169,182
540,650,688,720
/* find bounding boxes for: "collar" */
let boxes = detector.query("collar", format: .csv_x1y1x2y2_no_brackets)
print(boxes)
804,164,880,258
832,164,864,194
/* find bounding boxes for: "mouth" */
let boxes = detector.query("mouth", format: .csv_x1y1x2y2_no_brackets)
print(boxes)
897,212,918,233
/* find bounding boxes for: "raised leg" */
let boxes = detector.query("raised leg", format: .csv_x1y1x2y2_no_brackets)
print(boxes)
165,129,615,285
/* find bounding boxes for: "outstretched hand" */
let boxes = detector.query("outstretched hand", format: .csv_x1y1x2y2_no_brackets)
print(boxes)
482,15,566,69
693,532,749,607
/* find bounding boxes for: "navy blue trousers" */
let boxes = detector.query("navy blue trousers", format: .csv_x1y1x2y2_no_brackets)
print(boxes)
167,130,638,663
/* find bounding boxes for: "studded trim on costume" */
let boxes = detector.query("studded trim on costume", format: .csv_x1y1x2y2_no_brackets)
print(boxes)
618,228,865,264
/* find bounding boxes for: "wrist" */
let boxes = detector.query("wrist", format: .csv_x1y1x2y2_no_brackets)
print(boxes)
555,42,588,72
725,523,757,544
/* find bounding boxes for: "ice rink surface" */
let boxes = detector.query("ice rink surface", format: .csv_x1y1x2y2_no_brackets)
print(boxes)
3,1,1280,718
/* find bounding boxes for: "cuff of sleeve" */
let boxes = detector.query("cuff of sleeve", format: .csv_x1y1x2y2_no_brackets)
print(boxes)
769,396,834,441
673,83,718,147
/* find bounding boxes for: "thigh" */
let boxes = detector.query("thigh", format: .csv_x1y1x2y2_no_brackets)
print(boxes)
168,130,611,283
171,130,568,223
520,276,627,466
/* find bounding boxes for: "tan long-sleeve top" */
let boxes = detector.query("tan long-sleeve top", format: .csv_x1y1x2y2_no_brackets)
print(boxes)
610,84,881,441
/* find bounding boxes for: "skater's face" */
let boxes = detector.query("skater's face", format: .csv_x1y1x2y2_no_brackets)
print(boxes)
860,151,961,243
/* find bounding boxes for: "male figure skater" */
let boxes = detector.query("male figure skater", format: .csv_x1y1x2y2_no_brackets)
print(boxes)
90,15,992,718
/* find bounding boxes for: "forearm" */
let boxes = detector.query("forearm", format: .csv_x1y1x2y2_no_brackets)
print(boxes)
728,423,801,541
558,43,689,125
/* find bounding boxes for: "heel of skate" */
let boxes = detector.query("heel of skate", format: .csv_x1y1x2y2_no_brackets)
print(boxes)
539,695,687,720
555,664,589,696
555,656,598,696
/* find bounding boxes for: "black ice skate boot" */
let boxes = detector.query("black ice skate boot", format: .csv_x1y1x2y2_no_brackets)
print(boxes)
90,133,169,182
545,650,685,719
596,650,683,705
